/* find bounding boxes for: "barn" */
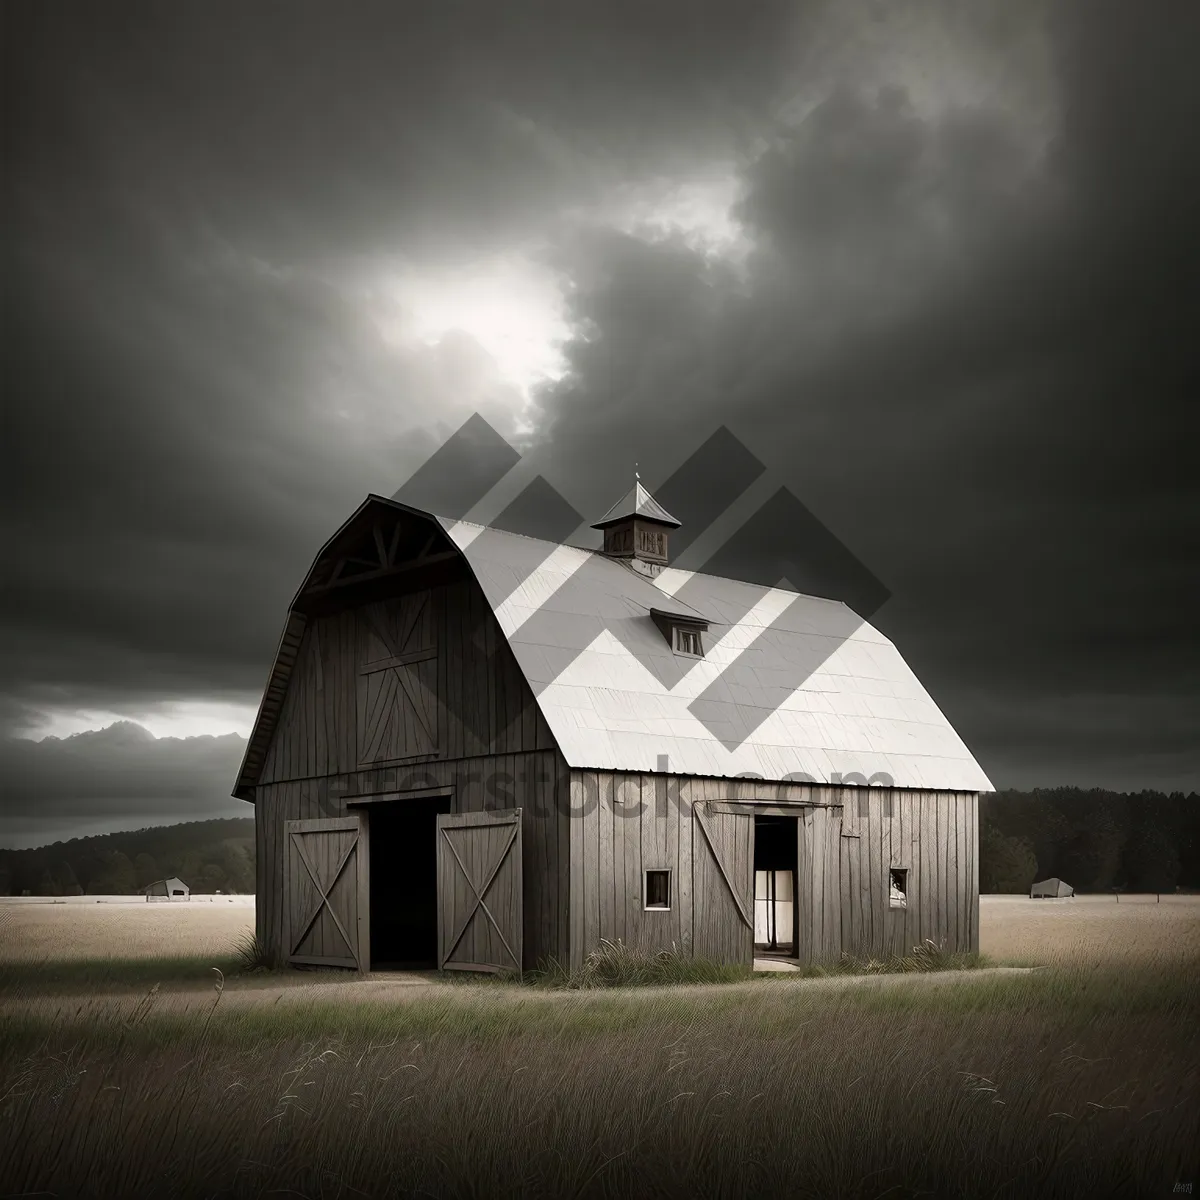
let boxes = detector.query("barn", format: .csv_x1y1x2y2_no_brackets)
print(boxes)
143,876,190,901
233,482,993,974
1030,877,1074,898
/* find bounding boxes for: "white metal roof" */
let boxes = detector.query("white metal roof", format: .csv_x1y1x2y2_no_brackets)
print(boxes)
438,518,994,792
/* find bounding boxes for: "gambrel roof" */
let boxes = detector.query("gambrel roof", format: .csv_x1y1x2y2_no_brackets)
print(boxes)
440,517,993,792
234,496,993,798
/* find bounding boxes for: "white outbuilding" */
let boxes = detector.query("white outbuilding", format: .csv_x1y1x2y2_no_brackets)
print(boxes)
143,876,190,901
1030,877,1074,899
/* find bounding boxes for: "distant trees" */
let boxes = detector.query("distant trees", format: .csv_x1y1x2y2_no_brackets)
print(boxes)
1125,823,1181,893
217,839,254,893
133,852,161,890
0,818,256,896
980,787,1199,893
979,825,1038,893
86,851,137,894
53,860,83,896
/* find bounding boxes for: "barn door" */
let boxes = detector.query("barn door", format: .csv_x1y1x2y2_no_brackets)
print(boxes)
357,594,439,768
692,803,754,966
437,809,523,974
284,816,368,971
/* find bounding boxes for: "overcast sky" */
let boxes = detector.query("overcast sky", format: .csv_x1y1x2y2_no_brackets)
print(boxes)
4,1,1197,848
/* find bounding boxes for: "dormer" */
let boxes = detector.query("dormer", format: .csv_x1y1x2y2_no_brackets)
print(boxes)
650,608,709,658
591,479,682,580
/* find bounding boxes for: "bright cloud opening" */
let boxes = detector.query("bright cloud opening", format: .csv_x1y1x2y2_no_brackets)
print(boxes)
367,253,572,421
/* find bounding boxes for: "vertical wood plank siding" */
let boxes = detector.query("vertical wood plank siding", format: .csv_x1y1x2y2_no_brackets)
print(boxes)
254,578,566,970
566,771,979,968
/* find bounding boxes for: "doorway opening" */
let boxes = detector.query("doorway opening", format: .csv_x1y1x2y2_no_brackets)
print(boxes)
754,814,797,957
365,795,451,969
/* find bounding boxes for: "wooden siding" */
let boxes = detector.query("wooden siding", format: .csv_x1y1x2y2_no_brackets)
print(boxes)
259,579,557,785
257,750,568,971
795,805,841,965
838,789,978,960
437,809,523,972
567,770,978,969
692,803,754,967
254,575,569,973
283,816,365,970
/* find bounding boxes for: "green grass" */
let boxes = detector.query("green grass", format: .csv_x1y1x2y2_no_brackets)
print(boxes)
0,936,983,997
0,952,257,994
3,916,1197,1200
1,958,1196,1199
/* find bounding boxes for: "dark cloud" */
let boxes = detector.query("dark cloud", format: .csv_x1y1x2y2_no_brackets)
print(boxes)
525,0,1199,790
0,723,248,848
4,0,1197,835
3,0,804,741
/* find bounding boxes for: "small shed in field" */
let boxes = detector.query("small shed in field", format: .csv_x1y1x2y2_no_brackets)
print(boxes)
1030,877,1073,898
143,877,190,901
234,480,992,975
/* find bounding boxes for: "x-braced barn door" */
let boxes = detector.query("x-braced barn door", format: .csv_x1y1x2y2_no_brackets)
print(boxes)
692,802,754,967
437,809,523,974
284,816,369,971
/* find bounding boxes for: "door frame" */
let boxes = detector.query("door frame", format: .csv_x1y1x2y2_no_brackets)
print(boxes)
346,784,456,974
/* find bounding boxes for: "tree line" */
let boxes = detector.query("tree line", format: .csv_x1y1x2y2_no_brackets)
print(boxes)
0,818,254,897
0,788,1195,898
979,787,1200,893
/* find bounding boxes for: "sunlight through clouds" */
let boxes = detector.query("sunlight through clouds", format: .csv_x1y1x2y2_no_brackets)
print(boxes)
29,701,256,742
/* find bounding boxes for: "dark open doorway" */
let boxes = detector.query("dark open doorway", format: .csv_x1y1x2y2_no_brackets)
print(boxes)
754,814,798,957
365,795,451,969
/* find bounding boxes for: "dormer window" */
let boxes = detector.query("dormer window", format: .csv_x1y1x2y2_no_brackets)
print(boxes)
650,607,709,657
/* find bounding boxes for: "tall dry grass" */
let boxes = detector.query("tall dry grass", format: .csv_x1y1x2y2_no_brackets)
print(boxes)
0,897,254,962
1,895,1197,1197
1,955,1196,1199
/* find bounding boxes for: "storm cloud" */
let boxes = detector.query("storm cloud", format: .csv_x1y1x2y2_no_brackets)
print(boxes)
3,0,1197,844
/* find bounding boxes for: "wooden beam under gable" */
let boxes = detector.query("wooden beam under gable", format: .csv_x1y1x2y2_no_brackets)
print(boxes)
303,551,459,595
372,522,390,568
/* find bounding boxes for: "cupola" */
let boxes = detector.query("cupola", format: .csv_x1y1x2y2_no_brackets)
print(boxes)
591,475,681,579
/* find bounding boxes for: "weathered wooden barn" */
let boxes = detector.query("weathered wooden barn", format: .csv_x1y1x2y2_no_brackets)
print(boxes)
233,483,993,974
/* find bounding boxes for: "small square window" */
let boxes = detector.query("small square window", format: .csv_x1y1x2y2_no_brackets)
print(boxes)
889,868,908,909
674,627,703,656
645,869,672,910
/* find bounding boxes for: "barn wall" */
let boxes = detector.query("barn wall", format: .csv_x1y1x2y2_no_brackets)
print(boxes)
566,771,851,972
259,578,558,783
838,789,979,960
256,750,569,971
253,576,569,972
566,771,979,970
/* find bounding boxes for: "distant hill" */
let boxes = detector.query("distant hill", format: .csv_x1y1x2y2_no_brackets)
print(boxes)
0,817,255,896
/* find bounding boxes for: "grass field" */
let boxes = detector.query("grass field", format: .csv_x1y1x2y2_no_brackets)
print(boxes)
1,896,1197,1198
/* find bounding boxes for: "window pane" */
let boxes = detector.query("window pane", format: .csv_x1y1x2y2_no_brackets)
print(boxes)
646,870,670,908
